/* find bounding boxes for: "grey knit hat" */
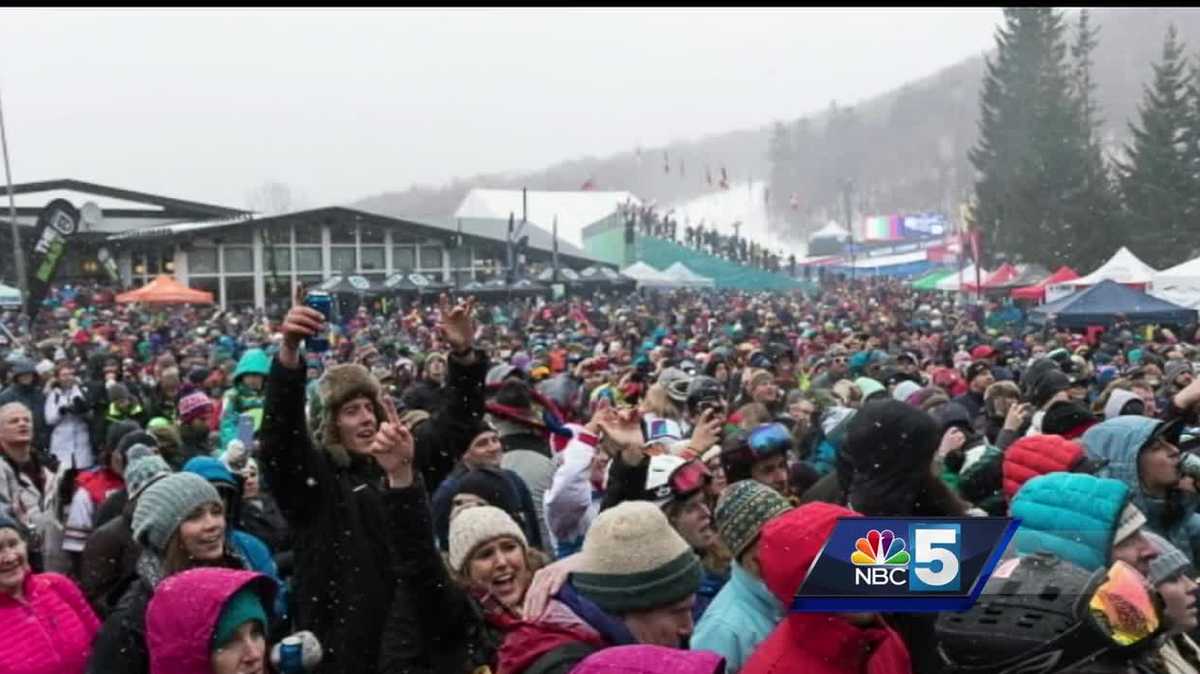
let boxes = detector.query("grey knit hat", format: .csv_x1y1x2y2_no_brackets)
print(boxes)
1146,531,1193,586
132,472,221,552
126,454,173,498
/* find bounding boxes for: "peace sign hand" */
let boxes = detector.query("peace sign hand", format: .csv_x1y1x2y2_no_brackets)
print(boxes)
437,294,477,354
370,396,416,488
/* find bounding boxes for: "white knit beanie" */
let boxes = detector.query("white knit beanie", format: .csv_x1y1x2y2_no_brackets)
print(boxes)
572,500,702,614
448,505,527,573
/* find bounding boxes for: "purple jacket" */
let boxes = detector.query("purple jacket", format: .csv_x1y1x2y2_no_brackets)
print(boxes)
146,568,276,674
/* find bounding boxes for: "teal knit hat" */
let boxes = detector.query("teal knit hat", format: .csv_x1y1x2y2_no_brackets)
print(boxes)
212,588,268,651
714,480,792,558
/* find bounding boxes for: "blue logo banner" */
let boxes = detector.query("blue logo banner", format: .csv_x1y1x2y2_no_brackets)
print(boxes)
792,516,1019,613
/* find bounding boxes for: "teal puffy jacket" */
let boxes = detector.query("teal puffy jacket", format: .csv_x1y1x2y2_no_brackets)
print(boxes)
1010,472,1130,571
1082,415,1200,562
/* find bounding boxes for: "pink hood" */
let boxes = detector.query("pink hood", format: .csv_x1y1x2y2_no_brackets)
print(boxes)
570,645,725,674
146,568,276,674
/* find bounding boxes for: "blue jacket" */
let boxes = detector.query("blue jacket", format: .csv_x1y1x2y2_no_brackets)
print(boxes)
183,456,289,618
1010,472,1130,571
691,563,783,673
694,566,728,624
1082,416,1200,562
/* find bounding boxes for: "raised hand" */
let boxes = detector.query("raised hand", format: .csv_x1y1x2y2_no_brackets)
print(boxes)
437,294,477,355
279,283,326,369
370,396,415,488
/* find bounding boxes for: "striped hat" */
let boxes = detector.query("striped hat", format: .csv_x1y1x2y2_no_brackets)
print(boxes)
714,479,792,558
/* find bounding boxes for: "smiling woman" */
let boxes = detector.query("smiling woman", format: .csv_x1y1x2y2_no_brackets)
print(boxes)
87,473,252,674
0,514,101,674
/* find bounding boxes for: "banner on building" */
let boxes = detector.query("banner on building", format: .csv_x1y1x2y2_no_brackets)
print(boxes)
96,247,122,285
25,199,80,316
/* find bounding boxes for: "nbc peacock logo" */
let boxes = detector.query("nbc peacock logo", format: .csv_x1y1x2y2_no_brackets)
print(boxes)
851,529,911,587
851,529,911,566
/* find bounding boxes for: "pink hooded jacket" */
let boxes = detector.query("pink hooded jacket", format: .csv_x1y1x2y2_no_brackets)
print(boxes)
570,645,726,674
145,568,276,674
0,571,100,674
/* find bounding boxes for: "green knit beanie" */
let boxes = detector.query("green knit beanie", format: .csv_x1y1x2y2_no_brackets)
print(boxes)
211,588,268,651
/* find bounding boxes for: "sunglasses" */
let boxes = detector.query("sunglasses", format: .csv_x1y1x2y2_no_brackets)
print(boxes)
668,459,712,498
748,423,792,458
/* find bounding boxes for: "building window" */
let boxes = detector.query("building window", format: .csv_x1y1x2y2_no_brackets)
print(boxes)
295,248,322,272
331,247,356,273
221,226,254,245
329,223,356,245
226,277,255,307
393,245,416,270
419,245,443,270
449,246,471,269
223,247,254,274
294,223,321,244
190,248,219,275
191,276,220,303
268,248,292,273
361,247,385,272
360,224,386,245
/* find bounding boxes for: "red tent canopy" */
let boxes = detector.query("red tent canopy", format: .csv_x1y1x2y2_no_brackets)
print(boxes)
1010,266,1080,302
115,275,215,305
963,263,1019,293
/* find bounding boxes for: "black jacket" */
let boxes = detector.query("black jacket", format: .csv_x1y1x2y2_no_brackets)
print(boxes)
260,349,487,674
79,509,140,618
378,478,507,674
87,574,153,674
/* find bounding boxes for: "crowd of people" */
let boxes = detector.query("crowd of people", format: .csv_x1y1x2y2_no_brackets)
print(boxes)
617,201,792,274
1,275,1200,673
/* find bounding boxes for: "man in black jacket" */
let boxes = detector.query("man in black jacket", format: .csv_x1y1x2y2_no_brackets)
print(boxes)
262,290,485,674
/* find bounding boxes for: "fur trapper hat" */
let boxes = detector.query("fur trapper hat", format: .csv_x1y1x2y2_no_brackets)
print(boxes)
317,364,386,467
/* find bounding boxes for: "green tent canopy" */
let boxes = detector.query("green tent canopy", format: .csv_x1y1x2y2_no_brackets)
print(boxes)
910,268,956,291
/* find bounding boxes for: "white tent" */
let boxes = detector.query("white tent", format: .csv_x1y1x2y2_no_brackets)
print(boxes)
1151,256,1200,309
0,284,20,308
621,262,678,289
936,265,991,292
454,188,640,249
1064,247,1158,287
663,262,716,288
810,221,851,242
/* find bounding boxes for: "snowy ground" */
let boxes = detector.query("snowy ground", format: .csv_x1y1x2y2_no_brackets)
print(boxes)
664,180,809,258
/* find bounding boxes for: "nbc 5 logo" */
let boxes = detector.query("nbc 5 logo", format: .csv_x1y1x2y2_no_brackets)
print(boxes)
909,523,961,592
850,524,961,592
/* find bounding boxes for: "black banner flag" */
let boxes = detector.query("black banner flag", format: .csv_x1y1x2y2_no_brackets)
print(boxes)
25,199,79,316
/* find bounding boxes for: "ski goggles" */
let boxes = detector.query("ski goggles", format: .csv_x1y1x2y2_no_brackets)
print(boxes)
747,422,792,458
668,459,712,499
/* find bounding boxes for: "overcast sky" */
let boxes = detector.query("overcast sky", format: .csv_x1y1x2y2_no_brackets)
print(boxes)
0,8,1004,210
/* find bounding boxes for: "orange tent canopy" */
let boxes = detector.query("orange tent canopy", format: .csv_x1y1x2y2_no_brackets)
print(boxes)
115,275,215,305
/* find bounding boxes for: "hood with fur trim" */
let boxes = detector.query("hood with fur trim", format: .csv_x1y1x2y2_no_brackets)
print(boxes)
316,363,386,468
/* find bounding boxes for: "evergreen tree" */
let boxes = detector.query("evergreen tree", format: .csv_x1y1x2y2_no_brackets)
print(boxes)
1063,8,1122,270
970,8,1060,266
1118,23,1194,268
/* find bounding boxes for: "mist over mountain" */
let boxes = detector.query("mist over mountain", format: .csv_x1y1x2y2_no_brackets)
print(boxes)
352,8,1200,241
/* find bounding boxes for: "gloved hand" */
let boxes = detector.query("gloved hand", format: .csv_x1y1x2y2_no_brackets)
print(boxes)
270,630,322,672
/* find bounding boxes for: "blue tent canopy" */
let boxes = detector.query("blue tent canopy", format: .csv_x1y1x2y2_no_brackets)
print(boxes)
1029,279,1198,328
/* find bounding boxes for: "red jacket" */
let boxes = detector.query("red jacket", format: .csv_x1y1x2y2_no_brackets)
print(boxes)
1002,434,1086,501
741,503,911,674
